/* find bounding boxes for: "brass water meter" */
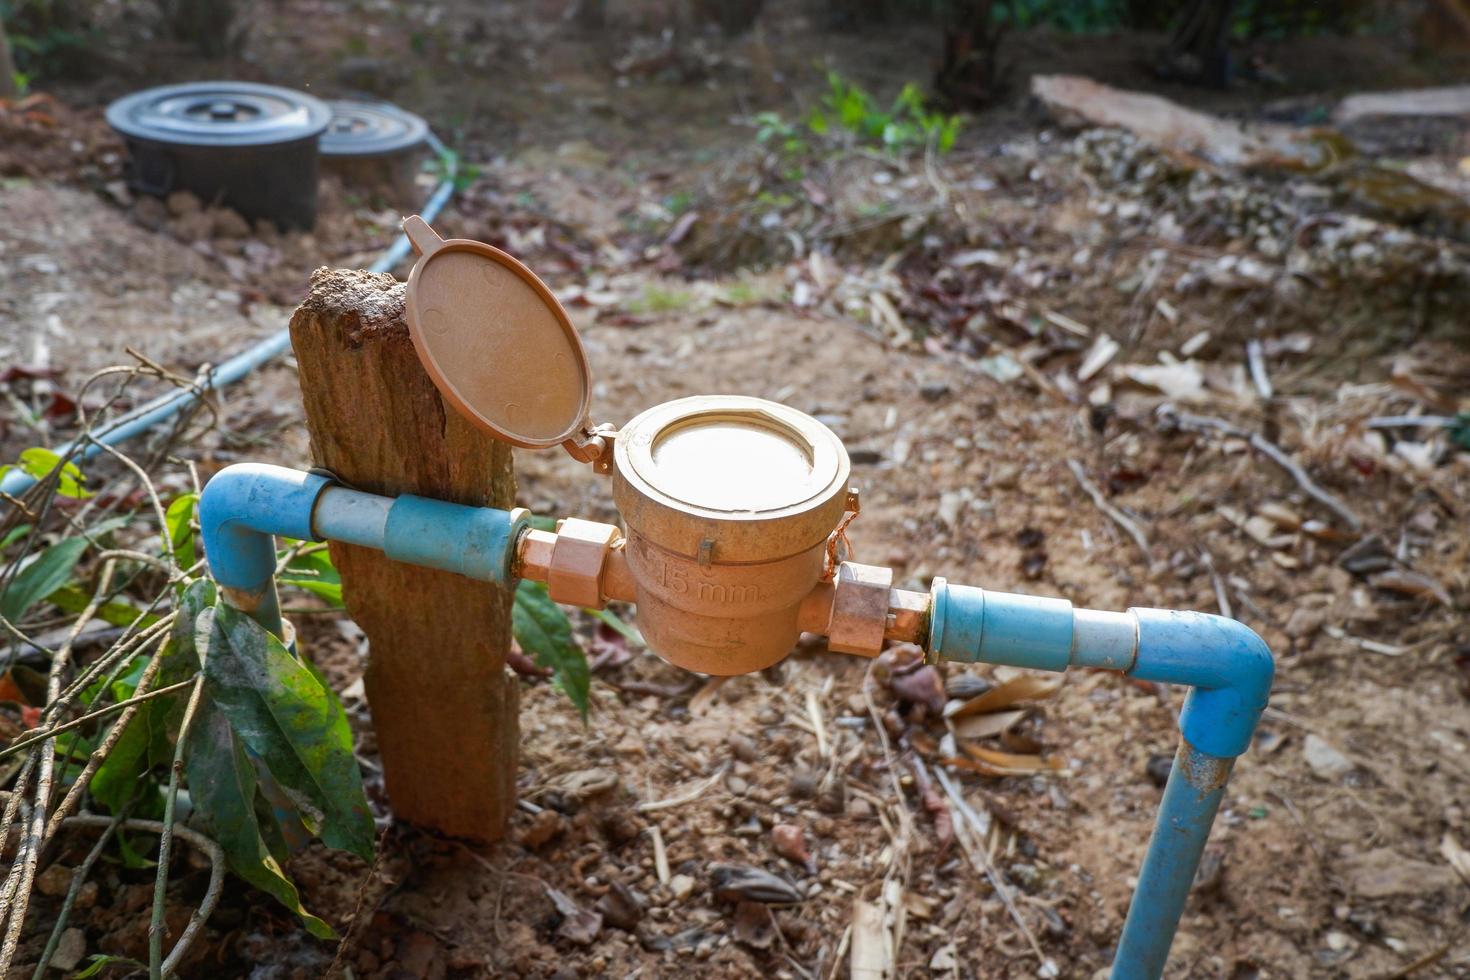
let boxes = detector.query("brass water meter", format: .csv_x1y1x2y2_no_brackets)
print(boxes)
400,216,884,674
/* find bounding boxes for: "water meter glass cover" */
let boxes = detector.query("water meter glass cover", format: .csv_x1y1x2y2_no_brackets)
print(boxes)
650,415,820,513
401,219,593,449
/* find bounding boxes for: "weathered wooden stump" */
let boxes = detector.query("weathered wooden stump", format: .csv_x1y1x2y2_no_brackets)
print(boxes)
289,267,518,841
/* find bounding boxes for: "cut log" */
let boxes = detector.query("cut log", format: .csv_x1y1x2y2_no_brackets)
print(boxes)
289,267,518,841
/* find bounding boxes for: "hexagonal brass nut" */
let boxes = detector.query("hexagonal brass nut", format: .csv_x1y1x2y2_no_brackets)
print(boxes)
547,518,623,609
826,561,893,656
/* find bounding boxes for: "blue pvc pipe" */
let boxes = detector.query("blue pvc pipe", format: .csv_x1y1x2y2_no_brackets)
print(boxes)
1111,741,1232,979
198,464,524,624
197,463,333,635
0,135,459,499
927,583,1274,979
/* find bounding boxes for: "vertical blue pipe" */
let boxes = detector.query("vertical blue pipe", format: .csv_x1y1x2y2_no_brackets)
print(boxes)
1111,742,1232,979
928,585,1273,979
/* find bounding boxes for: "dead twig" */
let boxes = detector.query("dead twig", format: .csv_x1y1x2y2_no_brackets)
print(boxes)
635,761,730,813
1159,406,1363,532
1066,459,1152,560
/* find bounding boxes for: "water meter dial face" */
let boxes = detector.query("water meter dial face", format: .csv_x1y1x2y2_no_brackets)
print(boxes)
401,217,593,449
612,396,851,563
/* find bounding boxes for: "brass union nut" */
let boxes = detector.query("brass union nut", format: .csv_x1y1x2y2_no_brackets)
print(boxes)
826,561,894,657
547,518,623,609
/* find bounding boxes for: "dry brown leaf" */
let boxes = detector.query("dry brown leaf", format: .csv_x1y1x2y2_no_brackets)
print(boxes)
1442,833,1470,884
959,742,1065,774
950,708,1029,741
945,676,1062,719
1369,568,1452,605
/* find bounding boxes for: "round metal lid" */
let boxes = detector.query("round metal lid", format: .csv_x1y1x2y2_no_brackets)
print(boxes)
321,100,428,157
401,216,592,449
106,81,331,148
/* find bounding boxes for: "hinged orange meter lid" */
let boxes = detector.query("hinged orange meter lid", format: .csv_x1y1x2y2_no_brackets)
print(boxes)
400,215,594,450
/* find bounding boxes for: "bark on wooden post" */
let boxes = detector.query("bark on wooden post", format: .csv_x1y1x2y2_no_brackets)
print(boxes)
289,267,519,842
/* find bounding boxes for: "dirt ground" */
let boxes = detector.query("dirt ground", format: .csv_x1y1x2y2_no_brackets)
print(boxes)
3,1,1470,978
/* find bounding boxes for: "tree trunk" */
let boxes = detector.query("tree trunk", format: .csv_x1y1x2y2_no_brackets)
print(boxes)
288,267,519,842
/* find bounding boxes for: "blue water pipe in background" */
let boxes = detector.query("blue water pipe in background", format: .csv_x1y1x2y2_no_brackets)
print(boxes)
0,133,459,499
198,463,1273,980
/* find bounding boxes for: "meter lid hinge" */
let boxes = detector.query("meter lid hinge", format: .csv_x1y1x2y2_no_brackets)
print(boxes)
562,422,619,475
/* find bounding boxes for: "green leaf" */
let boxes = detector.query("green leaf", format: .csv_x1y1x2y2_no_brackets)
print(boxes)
200,602,374,859
588,607,644,647
277,548,343,607
165,493,198,568
72,954,149,977
186,699,337,938
512,581,590,721
43,583,160,630
1,524,32,551
1,536,87,622
13,447,92,498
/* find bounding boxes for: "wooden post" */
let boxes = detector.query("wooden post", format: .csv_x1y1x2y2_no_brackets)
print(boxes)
288,267,519,842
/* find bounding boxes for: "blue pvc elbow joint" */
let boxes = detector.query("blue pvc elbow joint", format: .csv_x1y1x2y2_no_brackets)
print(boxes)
1127,608,1274,759
198,463,334,628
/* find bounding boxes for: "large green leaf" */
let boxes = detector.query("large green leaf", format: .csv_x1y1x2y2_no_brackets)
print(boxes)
199,602,373,859
512,581,590,721
185,699,336,939
1,536,87,622
87,579,216,815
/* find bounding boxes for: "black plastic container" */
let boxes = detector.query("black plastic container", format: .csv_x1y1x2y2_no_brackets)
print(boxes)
106,81,332,230
320,100,429,209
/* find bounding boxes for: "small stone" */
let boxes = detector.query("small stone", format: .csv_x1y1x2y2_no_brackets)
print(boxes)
919,381,952,402
165,190,202,216
1284,606,1327,640
669,874,696,902
1303,734,1353,780
1325,930,1352,952
596,881,645,931
771,824,814,873
557,908,603,946
788,768,819,800
51,928,85,972
519,809,565,848
211,207,252,239
728,733,758,764
726,773,749,796
75,881,98,910
36,863,72,897
1145,753,1173,788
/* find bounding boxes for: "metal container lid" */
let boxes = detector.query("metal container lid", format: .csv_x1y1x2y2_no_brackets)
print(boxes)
400,216,594,450
106,81,331,148
321,100,429,157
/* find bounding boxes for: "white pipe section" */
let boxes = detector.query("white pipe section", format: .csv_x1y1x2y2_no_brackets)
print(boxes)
310,485,393,550
1071,608,1138,671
